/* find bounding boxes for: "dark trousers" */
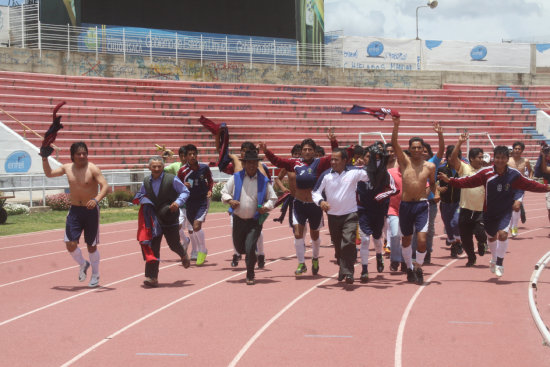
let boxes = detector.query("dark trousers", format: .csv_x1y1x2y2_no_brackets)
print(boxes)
233,215,262,280
458,208,486,261
328,212,358,277
145,225,185,279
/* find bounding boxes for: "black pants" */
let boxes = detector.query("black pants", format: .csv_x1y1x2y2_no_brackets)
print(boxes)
233,215,262,280
328,212,358,277
145,224,185,279
458,208,486,261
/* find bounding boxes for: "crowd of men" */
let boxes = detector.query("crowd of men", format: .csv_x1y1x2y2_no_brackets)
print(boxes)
42,115,550,288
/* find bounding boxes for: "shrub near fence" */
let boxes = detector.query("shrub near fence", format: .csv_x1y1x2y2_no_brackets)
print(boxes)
45,193,71,210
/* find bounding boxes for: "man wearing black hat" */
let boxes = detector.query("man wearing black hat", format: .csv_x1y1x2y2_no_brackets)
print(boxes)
135,156,191,287
221,150,277,285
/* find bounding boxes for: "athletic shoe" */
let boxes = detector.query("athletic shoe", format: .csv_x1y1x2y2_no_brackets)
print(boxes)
450,243,458,258
246,278,255,285
400,262,407,273
384,244,391,255
511,227,518,238
465,258,476,267
337,272,345,282
520,204,526,224
345,275,354,284
311,258,319,275
196,251,207,266
390,261,399,272
495,265,504,277
360,265,369,283
407,268,417,283
456,241,464,255
89,274,100,288
295,263,307,276
143,277,158,287
79,261,90,282
489,260,496,273
257,255,265,269
190,252,198,261
423,251,431,265
478,242,486,257
231,254,240,267
181,252,191,269
376,256,384,273
415,267,424,285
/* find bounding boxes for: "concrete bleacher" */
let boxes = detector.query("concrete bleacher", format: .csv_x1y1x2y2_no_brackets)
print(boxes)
0,71,544,170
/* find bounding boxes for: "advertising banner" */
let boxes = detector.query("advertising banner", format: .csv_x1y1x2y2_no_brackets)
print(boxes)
536,44,550,68
422,40,530,73
342,36,420,71
0,6,9,46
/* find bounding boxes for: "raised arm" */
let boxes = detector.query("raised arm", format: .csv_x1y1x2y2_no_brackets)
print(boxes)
433,121,445,160
525,159,533,179
449,131,468,172
327,127,338,150
42,158,65,178
258,142,297,171
391,115,409,168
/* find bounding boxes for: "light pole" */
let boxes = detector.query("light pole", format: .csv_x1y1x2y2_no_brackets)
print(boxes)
416,0,438,40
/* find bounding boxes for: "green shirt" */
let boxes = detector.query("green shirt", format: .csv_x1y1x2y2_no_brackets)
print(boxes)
164,162,183,175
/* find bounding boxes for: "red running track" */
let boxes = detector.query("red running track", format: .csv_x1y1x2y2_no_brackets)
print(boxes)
1,193,550,366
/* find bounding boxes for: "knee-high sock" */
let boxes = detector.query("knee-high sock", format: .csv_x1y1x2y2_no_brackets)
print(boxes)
179,227,190,251
295,237,305,263
402,245,413,270
415,250,426,266
189,232,198,255
69,247,86,266
373,238,383,254
311,237,321,258
510,211,520,228
256,232,264,255
488,238,497,262
496,239,509,260
360,234,370,265
89,250,100,275
195,230,206,253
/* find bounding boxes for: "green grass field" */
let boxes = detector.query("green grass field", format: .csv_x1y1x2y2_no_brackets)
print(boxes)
0,201,228,236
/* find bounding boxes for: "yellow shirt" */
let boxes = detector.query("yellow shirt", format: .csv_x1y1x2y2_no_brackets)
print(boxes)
458,161,485,211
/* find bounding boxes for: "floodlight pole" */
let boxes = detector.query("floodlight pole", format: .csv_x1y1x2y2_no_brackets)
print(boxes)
416,1,438,40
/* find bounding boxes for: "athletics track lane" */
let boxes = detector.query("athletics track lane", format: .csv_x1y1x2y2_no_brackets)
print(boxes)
1,195,550,366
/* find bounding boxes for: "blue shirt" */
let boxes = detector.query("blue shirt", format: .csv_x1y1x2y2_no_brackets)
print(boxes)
137,172,189,207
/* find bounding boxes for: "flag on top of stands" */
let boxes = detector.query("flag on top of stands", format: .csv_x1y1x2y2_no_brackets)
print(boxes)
342,105,400,120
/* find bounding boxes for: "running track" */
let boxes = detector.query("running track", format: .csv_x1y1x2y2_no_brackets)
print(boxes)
1,193,550,366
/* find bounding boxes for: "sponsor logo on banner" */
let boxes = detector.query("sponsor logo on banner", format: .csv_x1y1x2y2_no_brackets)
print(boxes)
5,151,32,173
471,45,488,61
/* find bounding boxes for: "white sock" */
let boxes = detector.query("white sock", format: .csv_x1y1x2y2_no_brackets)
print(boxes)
511,211,520,228
189,232,198,255
179,227,190,251
195,230,206,253
360,234,370,265
295,237,305,263
402,245,413,269
256,233,264,256
415,250,426,266
69,247,86,266
89,249,100,275
311,237,321,258
496,239,509,259
488,239,497,262
373,238,383,254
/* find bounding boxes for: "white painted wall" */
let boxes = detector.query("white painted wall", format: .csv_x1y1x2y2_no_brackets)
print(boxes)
536,110,550,140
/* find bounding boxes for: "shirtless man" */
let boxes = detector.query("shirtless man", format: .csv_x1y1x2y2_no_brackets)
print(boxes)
391,117,437,285
507,141,532,237
43,142,109,287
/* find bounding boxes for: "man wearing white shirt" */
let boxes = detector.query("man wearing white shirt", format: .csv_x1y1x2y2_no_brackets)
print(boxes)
221,150,278,285
312,148,370,284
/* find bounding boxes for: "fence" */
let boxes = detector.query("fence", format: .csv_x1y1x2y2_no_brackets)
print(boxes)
7,4,343,70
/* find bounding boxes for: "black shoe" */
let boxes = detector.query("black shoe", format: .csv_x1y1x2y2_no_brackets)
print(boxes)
456,242,464,255
450,243,458,258
231,254,239,267
312,258,319,275
257,255,265,269
345,275,354,284
376,256,384,273
465,258,476,267
360,271,369,283
478,243,486,256
246,277,255,285
445,239,452,246
407,268,417,283
337,272,345,282
400,262,407,273
423,251,431,265
520,203,526,224
390,261,399,272
415,267,424,285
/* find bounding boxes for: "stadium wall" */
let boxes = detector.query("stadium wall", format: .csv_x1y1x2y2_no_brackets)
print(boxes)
1,47,550,88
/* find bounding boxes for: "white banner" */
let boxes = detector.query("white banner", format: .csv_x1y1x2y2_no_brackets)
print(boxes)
422,40,530,73
0,6,9,46
536,44,550,68
342,36,420,71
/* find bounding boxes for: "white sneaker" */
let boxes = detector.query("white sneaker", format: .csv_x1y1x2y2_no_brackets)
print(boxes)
89,274,100,288
489,260,496,274
79,261,90,282
495,265,504,277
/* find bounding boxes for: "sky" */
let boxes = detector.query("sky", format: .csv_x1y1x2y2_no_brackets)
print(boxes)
325,0,549,43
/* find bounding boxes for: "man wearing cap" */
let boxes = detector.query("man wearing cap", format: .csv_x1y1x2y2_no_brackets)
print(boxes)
221,150,277,285
135,156,191,287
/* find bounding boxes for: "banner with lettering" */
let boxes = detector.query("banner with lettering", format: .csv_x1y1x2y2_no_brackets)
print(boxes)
342,36,420,71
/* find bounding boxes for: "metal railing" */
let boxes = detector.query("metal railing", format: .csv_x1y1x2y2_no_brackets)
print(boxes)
7,4,343,69
528,251,550,347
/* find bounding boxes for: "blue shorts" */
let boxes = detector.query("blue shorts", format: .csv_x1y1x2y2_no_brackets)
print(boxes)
65,205,100,246
358,207,386,239
484,211,512,238
292,199,323,230
399,201,429,237
186,199,210,228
